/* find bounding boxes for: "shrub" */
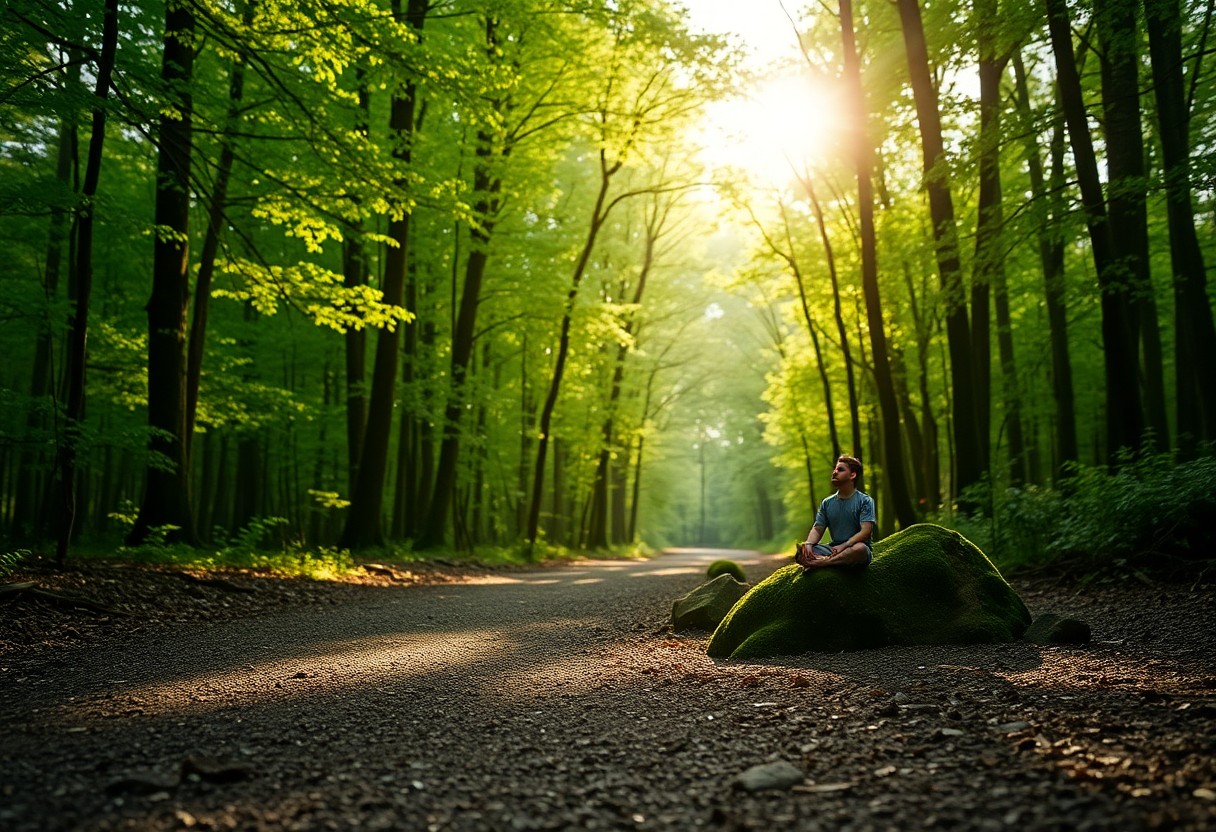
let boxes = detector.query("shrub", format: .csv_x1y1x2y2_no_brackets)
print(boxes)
944,449,1216,574
706,559,746,582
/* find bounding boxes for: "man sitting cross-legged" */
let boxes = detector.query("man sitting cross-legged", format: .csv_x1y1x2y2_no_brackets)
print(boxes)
795,455,875,571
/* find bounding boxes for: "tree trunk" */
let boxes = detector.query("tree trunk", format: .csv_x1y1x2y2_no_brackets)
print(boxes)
57,0,118,562
343,76,371,497
896,0,982,500
974,15,1024,484
185,15,251,459
1013,51,1078,477
1045,0,1145,461
15,58,80,542
971,3,1005,480
805,179,862,457
526,154,618,552
340,0,426,549
421,164,501,546
844,0,917,528
129,0,198,545
1146,0,1216,449
1096,0,1168,450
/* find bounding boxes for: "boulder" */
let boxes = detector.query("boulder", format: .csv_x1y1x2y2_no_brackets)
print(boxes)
672,574,749,632
1024,612,1090,645
706,523,1030,659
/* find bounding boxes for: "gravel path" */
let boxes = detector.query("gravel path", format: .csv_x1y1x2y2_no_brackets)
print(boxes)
1,549,1213,831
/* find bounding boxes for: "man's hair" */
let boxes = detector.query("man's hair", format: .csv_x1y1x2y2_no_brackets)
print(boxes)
837,455,863,481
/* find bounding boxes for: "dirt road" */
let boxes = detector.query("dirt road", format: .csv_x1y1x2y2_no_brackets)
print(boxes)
1,549,1213,831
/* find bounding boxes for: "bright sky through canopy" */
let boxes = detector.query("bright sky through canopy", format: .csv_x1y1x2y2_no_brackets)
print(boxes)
683,0,845,188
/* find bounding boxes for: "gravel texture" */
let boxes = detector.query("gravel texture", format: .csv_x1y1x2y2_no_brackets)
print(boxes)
1,549,1214,831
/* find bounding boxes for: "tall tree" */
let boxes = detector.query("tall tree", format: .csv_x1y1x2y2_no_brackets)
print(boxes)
339,0,426,550
972,0,1026,483
1044,0,1145,461
843,0,916,528
1096,0,1168,449
420,15,510,550
1146,0,1216,449
896,0,982,500
129,0,199,545
1012,51,1078,477
55,0,118,561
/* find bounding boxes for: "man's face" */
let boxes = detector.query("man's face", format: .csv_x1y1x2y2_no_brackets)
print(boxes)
830,461,853,486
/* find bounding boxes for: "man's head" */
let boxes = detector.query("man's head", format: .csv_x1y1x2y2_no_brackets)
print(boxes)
831,455,862,489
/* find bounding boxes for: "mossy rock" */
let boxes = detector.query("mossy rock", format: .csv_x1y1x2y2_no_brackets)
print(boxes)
1024,612,1091,645
706,559,746,582
706,523,1030,660
672,574,750,632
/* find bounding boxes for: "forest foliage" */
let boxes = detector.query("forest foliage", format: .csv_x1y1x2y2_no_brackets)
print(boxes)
1,0,1213,573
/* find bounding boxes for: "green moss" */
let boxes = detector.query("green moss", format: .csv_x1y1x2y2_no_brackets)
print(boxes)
706,559,746,582
707,524,1031,660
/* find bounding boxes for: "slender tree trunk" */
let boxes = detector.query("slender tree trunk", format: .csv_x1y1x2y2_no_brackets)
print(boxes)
780,205,841,460
185,12,251,458
1097,0,1168,450
1013,52,1078,477
16,58,80,541
233,434,262,531
421,115,502,547
1146,0,1216,449
340,0,426,549
196,428,217,539
844,0,916,528
526,154,618,552
805,180,862,456
343,76,370,497
896,0,981,499
56,0,118,563
1045,0,1145,460
589,213,661,548
971,3,1005,479
974,15,1024,483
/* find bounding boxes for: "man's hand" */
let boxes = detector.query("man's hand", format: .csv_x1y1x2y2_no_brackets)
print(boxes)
794,543,814,569
802,554,833,570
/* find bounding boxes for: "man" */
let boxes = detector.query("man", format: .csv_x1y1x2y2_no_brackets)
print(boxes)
795,455,876,570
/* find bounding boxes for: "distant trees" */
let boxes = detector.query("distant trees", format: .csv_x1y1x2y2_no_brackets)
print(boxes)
0,0,752,555
2,0,1213,556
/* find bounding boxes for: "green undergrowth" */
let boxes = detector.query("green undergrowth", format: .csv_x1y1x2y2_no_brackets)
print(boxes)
938,448,1216,578
63,515,652,580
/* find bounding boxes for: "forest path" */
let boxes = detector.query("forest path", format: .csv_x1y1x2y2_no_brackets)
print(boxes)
2,549,1214,831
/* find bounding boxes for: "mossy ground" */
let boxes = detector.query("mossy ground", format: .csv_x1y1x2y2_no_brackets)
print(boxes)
707,523,1031,660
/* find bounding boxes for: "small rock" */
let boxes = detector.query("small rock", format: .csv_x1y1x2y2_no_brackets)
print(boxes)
181,757,254,784
732,761,804,792
997,721,1031,734
1024,612,1090,645
672,576,748,632
793,782,855,793
938,727,965,738
105,771,179,796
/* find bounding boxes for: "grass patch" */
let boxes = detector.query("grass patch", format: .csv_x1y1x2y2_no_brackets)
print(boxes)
67,514,652,581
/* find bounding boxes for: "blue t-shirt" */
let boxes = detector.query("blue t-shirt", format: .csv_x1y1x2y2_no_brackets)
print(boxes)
814,490,876,548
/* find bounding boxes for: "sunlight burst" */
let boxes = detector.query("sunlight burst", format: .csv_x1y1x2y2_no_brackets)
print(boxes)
700,72,845,188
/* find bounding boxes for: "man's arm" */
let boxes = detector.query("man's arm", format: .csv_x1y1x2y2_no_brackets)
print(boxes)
806,521,874,568
804,525,825,546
